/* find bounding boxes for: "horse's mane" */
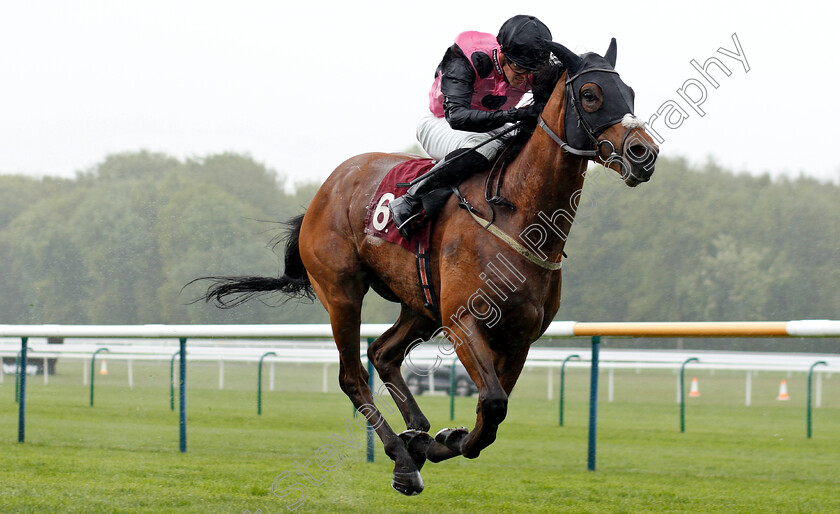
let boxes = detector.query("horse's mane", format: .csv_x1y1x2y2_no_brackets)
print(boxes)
501,60,566,164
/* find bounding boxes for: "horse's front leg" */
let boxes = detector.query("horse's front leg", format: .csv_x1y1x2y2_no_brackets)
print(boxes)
422,316,512,461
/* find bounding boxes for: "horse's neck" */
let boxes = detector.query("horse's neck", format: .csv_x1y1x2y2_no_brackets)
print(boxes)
502,95,587,261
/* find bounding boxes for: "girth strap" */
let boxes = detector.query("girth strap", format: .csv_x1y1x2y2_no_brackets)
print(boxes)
415,241,439,316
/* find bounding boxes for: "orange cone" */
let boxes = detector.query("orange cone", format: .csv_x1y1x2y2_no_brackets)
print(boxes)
100,360,108,375
689,377,700,397
777,379,789,400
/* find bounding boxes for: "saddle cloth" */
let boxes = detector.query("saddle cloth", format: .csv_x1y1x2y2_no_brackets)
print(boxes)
363,158,436,251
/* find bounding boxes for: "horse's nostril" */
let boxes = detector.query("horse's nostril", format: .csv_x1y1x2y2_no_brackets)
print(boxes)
628,144,647,159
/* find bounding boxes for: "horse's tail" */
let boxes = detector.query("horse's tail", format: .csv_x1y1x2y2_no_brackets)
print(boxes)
193,213,315,308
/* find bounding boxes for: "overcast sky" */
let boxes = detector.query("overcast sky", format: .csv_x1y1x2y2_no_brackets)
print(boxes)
2,1,838,186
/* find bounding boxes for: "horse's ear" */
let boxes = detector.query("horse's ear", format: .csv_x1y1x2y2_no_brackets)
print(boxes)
604,38,617,68
545,41,581,74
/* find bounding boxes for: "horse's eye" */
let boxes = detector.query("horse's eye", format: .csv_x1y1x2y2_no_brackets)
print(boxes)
580,83,603,112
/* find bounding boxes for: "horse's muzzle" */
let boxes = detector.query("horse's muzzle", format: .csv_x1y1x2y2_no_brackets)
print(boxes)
622,139,658,186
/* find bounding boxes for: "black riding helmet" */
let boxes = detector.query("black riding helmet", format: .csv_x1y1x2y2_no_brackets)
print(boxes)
497,15,552,71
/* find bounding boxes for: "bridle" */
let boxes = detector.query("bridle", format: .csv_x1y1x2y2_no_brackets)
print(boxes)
537,115,618,160
537,67,631,168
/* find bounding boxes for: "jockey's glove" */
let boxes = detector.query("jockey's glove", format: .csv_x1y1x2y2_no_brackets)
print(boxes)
509,103,545,122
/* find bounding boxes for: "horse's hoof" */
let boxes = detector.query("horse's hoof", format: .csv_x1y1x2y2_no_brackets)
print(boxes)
398,430,432,471
398,429,424,442
434,427,469,452
391,470,424,496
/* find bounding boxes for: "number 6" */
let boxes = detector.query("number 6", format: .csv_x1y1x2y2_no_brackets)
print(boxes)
372,193,395,231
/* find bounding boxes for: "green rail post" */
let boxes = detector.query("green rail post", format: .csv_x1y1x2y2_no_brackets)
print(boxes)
17,338,28,443
587,337,600,471
559,354,580,426
679,357,699,433
169,350,179,411
258,352,277,415
449,357,458,421
807,360,827,439
14,349,21,403
15,345,34,403
178,337,187,453
90,348,110,407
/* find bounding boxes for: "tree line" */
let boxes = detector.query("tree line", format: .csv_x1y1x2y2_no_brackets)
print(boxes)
1,151,837,351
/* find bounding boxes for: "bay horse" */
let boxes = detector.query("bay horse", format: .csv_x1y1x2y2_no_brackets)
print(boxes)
198,39,658,495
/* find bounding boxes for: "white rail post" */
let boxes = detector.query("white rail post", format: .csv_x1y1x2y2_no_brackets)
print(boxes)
816,372,822,408
675,373,680,404
745,371,752,407
547,367,553,401
219,360,224,390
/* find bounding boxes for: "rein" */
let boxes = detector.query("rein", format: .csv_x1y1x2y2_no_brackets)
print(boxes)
537,115,622,166
537,116,597,157
458,68,639,273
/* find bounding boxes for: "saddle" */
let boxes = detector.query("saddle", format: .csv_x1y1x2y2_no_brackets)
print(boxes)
363,159,448,250
363,159,449,315
363,156,516,316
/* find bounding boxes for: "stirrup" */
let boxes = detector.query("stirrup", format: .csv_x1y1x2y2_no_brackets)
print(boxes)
394,211,423,239
389,195,423,239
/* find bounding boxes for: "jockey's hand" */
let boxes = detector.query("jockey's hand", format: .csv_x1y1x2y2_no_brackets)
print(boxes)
510,103,545,122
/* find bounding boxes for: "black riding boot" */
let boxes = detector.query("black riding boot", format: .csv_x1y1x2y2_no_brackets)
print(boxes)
388,150,490,239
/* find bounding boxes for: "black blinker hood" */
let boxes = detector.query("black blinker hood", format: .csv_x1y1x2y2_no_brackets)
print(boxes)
544,39,636,152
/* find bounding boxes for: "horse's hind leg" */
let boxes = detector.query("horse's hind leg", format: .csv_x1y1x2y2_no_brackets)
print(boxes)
367,304,438,432
367,305,439,470
306,265,425,495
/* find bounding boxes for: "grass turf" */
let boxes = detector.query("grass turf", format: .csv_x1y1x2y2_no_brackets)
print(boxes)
1,361,838,512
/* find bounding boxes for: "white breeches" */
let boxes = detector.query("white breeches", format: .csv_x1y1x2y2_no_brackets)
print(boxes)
416,113,510,161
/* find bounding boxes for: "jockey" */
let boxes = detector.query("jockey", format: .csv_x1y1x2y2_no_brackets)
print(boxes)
389,15,553,239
